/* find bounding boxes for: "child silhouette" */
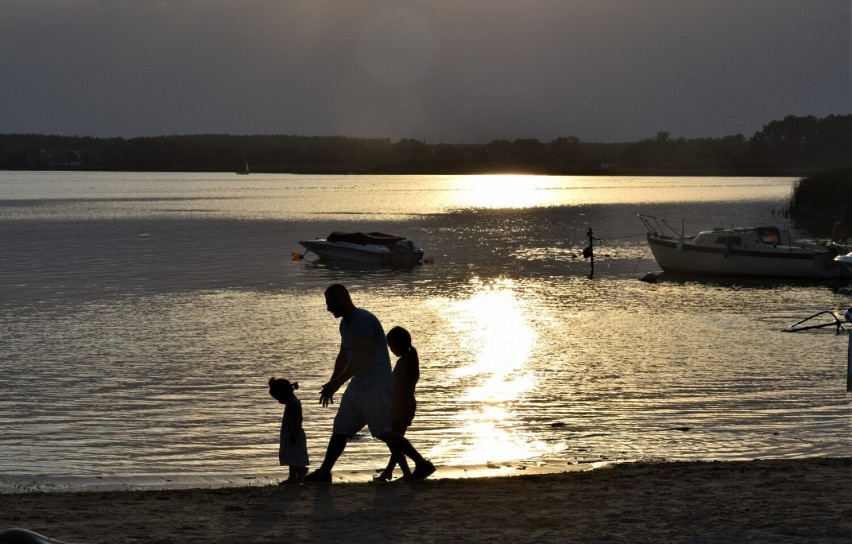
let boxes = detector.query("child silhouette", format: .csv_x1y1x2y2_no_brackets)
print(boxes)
375,326,421,481
269,377,309,484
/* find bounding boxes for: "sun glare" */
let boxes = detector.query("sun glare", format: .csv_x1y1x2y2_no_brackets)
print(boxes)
435,278,551,465
451,174,559,209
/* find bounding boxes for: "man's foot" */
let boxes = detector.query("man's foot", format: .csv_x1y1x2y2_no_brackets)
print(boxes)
303,470,332,484
409,461,436,481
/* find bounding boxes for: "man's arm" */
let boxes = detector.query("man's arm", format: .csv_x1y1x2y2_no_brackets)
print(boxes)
333,336,371,384
319,337,372,406
331,346,347,381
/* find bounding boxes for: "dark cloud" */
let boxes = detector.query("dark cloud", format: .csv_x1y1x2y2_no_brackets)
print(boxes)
1,0,848,142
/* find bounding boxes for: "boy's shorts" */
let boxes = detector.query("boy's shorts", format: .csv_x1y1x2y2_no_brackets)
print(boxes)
333,382,392,437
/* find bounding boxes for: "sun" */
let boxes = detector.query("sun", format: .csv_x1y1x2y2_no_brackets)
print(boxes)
451,174,558,209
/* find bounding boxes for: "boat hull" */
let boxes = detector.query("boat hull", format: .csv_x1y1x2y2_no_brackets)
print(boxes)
647,235,844,278
299,239,423,267
834,252,852,275
299,240,388,264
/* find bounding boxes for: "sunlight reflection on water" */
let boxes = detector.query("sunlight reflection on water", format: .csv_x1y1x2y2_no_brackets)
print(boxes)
0,172,796,221
434,278,547,465
451,175,560,209
1,173,849,490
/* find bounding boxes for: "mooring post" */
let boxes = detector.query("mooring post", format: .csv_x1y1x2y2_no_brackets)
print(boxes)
847,330,851,392
846,309,852,392
585,228,595,278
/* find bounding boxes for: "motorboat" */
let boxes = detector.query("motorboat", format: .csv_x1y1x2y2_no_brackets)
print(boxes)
638,214,846,279
834,252,852,274
296,231,424,266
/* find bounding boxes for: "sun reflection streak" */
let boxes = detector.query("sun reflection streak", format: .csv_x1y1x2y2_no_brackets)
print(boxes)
451,174,560,209
434,278,551,465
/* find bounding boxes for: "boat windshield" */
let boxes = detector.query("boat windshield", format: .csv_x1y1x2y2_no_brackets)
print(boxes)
757,228,780,245
715,236,742,246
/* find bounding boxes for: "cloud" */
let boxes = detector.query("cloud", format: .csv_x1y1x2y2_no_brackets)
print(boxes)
0,0,848,142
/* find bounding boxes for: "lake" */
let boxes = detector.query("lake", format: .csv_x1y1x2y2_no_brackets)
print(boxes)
1,172,849,491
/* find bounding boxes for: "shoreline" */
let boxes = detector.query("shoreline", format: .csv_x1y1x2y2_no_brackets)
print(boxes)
1,458,849,543
0,460,599,494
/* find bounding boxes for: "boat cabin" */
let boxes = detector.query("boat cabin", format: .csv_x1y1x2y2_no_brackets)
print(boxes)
695,226,793,249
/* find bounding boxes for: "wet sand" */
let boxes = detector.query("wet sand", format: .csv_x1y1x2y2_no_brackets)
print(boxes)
1,458,849,544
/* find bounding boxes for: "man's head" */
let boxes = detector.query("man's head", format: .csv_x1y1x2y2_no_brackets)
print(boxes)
324,283,355,320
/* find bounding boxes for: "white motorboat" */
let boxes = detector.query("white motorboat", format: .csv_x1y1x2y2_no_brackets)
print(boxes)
834,252,852,274
297,231,424,266
639,215,846,279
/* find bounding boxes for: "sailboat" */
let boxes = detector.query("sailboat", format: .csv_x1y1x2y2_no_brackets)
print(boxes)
236,157,250,175
639,214,846,278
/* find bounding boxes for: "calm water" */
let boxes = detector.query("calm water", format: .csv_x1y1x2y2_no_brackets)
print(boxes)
1,172,850,491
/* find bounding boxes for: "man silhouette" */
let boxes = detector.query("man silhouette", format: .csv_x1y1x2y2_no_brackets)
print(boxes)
303,284,435,483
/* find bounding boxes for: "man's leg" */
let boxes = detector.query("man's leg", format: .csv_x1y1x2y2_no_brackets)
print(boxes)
307,387,361,482
304,433,347,482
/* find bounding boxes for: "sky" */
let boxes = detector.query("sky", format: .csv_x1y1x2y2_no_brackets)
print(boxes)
1,0,849,143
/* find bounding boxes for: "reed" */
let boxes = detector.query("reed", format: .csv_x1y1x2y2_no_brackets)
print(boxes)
788,166,852,236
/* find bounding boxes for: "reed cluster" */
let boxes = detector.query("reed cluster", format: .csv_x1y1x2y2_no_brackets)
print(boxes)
788,166,852,237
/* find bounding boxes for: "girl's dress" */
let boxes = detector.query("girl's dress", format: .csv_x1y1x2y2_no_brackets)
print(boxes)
279,398,309,467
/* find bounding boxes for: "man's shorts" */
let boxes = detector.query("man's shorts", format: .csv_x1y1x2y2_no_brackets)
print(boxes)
333,382,392,437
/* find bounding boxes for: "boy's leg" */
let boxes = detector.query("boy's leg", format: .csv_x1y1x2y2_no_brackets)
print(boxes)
377,423,409,480
378,431,433,479
379,431,421,464
395,451,412,477
376,450,395,481
394,425,412,477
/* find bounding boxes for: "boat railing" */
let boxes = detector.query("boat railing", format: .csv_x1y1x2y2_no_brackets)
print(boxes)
638,214,682,238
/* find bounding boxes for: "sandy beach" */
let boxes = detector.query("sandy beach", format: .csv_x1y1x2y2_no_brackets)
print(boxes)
1,458,849,543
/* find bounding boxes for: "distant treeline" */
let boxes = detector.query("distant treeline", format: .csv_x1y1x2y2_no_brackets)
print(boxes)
0,114,849,176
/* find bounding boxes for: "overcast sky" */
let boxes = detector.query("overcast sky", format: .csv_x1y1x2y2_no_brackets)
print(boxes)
1,1,849,143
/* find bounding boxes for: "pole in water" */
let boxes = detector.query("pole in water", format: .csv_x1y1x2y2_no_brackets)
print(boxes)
847,329,852,393
583,228,595,278
846,308,852,392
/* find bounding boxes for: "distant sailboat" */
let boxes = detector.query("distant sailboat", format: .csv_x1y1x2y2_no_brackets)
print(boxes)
236,157,250,175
